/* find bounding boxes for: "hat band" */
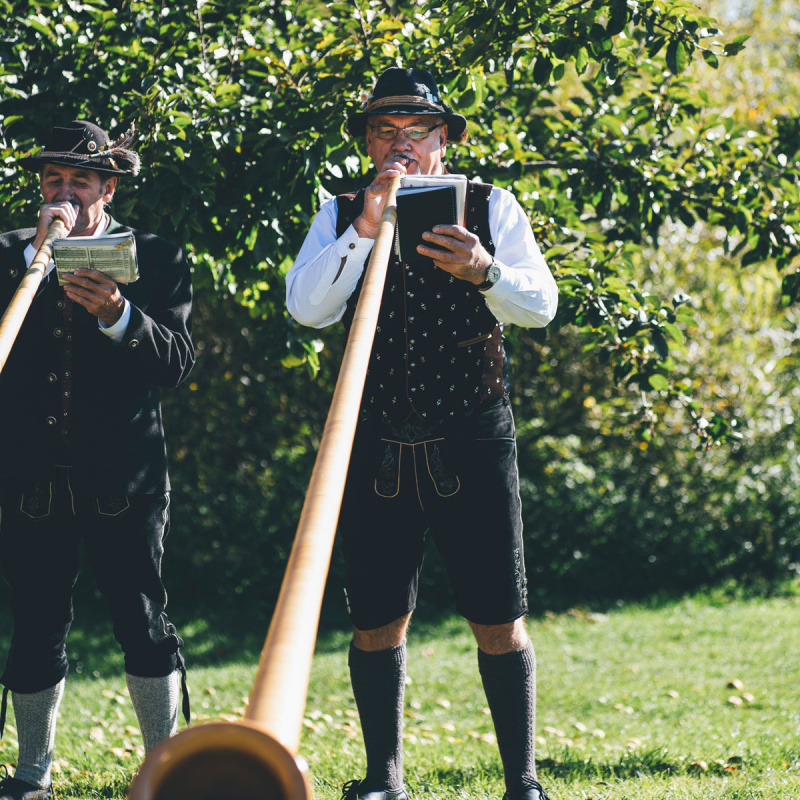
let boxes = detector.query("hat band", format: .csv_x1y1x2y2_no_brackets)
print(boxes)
364,95,445,113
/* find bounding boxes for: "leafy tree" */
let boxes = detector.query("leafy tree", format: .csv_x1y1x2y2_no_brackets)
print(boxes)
1,0,798,443
2,0,799,608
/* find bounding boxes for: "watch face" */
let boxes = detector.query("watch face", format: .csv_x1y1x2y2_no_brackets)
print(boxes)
488,263,501,283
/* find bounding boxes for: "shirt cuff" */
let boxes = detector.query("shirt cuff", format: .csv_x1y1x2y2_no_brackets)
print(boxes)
335,224,374,257
23,243,55,279
99,299,131,343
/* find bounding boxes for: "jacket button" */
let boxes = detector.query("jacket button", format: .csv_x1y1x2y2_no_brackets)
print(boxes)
129,339,139,348
47,373,57,383
9,268,18,278
53,327,64,338
45,416,57,426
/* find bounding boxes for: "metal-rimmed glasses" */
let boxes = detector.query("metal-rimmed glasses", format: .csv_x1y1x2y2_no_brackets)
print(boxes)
367,123,445,141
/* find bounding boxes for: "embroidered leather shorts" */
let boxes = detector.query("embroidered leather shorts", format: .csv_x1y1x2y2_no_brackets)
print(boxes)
339,396,528,630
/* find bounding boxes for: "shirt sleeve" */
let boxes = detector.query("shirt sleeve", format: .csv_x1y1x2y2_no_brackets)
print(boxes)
286,198,375,328
479,186,558,329
98,298,131,343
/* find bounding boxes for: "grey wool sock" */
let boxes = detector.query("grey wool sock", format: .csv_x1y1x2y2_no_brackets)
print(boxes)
478,641,538,792
126,671,180,753
348,642,406,791
12,678,66,788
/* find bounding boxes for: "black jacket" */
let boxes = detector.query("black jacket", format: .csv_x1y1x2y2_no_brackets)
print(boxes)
0,217,194,495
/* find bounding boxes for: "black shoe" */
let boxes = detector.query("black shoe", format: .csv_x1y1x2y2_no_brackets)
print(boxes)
0,776,53,800
503,780,551,800
341,779,408,800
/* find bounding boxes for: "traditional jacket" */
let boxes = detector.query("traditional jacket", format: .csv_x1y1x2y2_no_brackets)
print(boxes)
0,217,194,495
336,183,505,425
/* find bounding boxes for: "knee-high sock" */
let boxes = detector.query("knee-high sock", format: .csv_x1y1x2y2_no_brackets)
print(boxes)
348,642,406,791
12,679,66,788
478,642,538,791
126,671,180,753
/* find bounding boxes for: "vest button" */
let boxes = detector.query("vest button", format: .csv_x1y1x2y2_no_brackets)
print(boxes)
45,416,57,426
56,300,65,310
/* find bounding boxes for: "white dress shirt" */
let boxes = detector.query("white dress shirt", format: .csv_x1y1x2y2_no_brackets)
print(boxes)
23,214,132,343
286,184,558,330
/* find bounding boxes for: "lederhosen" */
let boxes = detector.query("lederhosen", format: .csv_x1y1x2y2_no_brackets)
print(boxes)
335,183,529,630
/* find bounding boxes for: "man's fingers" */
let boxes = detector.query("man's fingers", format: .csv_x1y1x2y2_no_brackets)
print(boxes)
62,269,115,288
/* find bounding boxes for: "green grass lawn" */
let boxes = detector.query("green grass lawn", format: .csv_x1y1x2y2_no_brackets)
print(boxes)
1,593,798,799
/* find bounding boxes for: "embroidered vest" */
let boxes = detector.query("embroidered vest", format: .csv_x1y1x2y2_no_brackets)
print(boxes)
337,182,505,424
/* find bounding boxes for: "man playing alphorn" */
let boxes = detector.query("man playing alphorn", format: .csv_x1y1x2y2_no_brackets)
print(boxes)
287,68,558,800
0,120,194,800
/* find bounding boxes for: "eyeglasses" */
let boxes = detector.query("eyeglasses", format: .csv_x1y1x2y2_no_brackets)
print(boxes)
368,123,444,141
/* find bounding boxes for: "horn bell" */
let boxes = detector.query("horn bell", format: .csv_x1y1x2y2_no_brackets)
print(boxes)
127,721,313,800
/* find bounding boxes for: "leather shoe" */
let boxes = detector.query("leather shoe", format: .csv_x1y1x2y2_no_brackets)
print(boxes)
341,779,408,800
503,779,551,800
0,776,53,800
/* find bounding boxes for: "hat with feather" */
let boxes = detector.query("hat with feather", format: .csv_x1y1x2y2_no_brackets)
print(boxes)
18,120,141,176
347,68,468,143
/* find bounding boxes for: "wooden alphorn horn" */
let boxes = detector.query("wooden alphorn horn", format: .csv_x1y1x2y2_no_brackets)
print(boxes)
128,176,402,800
0,218,66,374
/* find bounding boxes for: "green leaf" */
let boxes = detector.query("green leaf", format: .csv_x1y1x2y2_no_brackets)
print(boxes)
651,329,670,359
666,39,689,75
648,374,670,391
663,322,685,344
533,56,552,85
606,0,628,36
575,47,590,75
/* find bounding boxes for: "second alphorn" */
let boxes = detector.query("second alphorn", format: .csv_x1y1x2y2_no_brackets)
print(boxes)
127,176,403,800
0,218,67,374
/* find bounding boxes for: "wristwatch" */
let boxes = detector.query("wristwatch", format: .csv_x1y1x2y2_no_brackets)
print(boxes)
478,260,501,291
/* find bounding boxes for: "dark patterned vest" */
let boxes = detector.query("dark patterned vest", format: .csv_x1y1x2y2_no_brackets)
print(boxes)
337,182,505,424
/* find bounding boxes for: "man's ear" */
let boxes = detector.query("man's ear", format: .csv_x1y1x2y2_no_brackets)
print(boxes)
103,176,117,202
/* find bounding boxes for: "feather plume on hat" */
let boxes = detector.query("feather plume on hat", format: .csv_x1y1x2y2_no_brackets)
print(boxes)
88,122,141,176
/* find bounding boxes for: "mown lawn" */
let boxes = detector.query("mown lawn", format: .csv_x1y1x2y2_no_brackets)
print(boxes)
0,593,798,799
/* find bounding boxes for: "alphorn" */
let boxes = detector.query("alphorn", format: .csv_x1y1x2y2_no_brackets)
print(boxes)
128,176,402,800
0,218,66,374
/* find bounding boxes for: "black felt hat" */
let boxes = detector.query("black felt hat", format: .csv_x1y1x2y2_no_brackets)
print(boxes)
347,67,468,143
18,120,141,176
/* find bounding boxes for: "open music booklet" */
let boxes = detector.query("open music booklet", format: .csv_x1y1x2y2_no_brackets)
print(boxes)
53,231,139,285
395,174,468,263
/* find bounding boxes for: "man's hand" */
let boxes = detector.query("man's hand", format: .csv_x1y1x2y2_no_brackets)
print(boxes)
32,202,77,251
417,224,493,285
353,155,409,239
61,269,125,327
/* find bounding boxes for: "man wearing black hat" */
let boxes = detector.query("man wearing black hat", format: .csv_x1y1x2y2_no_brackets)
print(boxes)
288,69,557,800
0,121,194,800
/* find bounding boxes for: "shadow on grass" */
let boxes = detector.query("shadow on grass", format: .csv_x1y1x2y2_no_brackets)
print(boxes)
2,537,795,681
423,748,734,787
